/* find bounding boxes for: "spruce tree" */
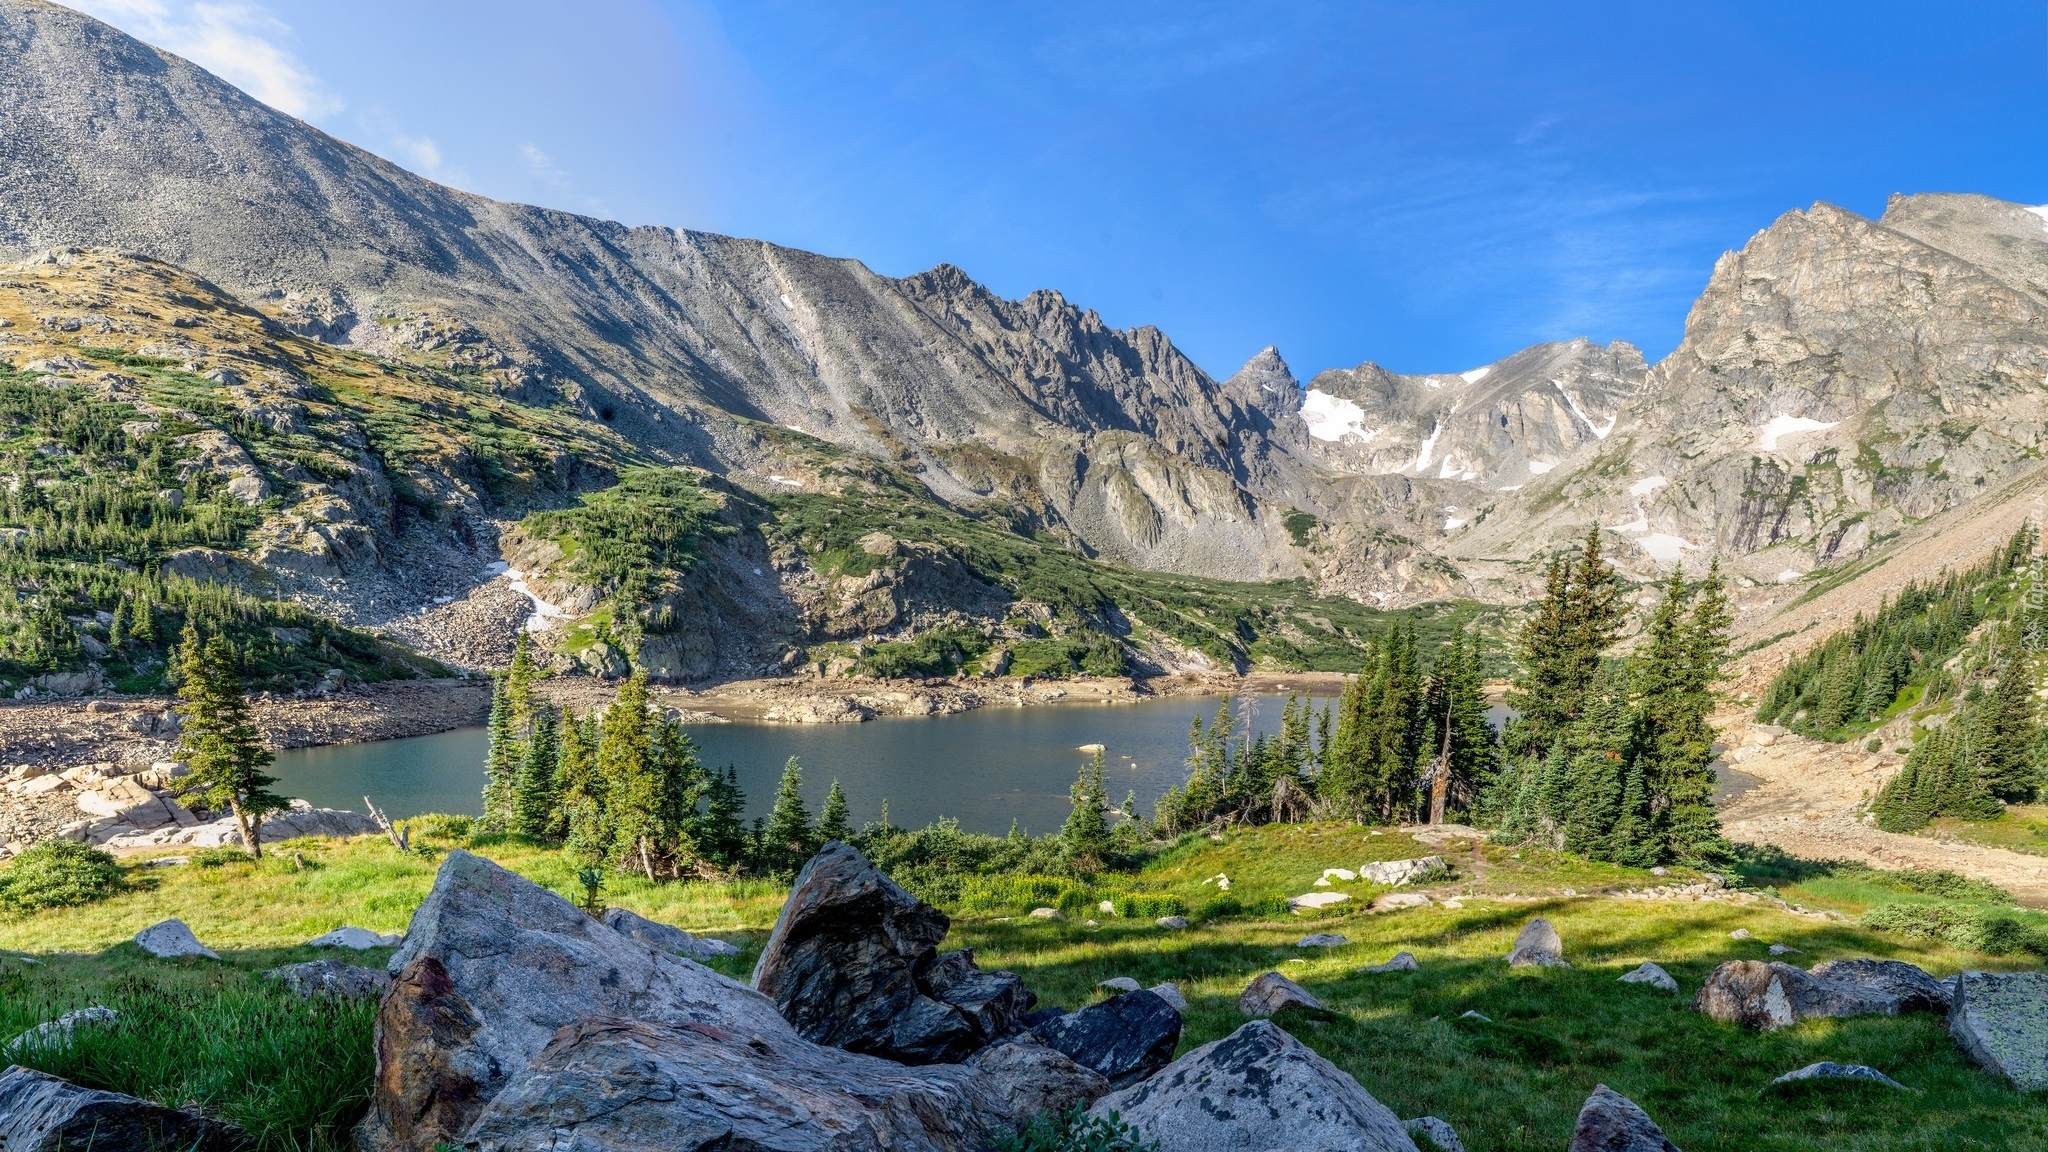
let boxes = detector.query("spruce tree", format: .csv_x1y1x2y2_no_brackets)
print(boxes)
483,675,517,827
692,766,750,870
511,702,562,837
819,780,853,844
762,757,817,873
1972,639,2042,802
504,632,541,732
172,624,288,858
601,673,665,879
1508,529,1625,759
1061,751,1112,866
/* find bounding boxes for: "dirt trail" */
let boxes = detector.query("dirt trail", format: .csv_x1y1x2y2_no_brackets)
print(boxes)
1716,710,2048,907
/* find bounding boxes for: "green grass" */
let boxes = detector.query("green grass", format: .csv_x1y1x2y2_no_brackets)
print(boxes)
1926,805,2048,859
2,824,2043,1151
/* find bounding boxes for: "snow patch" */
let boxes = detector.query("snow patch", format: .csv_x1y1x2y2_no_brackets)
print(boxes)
1527,459,1557,475
497,566,571,633
1777,569,1804,584
1636,534,1695,564
1628,475,1668,497
779,293,794,308
1460,366,1492,384
1300,389,1381,443
1553,379,1615,440
1606,513,1649,533
767,474,803,488
1413,419,1443,472
1756,414,1838,451
1444,516,1467,531
1497,483,1524,492
2029,205,2048,231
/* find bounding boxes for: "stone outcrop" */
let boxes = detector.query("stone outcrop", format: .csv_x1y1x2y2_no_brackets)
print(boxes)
0,1066,244,1152
1506,918,1566,967
750,842,1031,1063
1948,970,2048,1091
599,906,742,961
1358,856,1450,887
1030,990,1182,1088
1089,1020,1418,1151
1807,958,1952,1014
1569,1085,1681,1152
1694,961,1897,1031
1406,1116,1464,1152
1237,970,1328,1016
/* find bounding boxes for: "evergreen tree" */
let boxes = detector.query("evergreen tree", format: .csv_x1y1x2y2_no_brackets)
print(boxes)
171,624,288,858
1061,751,1112,867
819,779,853,844
1972,639,2042,802
504,632,541,732
600,673,667,878
482,674,517,827
692,766,751,870
762,757,817,873
511,702,562,837
1507,529,1626,759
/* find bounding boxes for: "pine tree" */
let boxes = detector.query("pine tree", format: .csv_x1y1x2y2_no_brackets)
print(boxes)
1972,639,2042,802
504,632,541,731
819,779,853,844
511,702,562,837
482,675,518,827
1061,751,1112,866
693,766,751,870
1508,529,1625,759
762,757,817,873
600,673,664,879
172,624,287,858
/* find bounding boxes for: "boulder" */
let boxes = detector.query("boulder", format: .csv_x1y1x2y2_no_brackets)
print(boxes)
1695,960,1897,1031
1569,1085,1680,1152
1359,856,1450,886
133,918,218,960
1948,970,2048,1091
1768,1062,1909,1091
1238,970,1327,1016
599,907,742,961
1375,892,1433,911
1089,1020,1418,1151
751,842,1028,1064
1506,918,1566,967
1808,958,1952,1014
5,1006,116,1057
1363,951,1420,973
1155,915,1189,929
356,849,794,1152
460,1017,1011,1152
1031,989,1182,1088
1147,982,1188,1012
307,926,402,950
0,1066,244,1152
1618,963,1679,993
264,960,390,1000
1029,907,1064,920
1406,1116,1465,1152
1288,892,1351,911
1298,933,1349,948
966,1038,1113,1122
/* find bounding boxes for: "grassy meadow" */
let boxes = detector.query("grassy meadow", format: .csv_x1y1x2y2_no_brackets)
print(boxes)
0,823,2043,1152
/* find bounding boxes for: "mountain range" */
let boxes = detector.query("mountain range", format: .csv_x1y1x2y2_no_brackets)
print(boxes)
3,0,2045,683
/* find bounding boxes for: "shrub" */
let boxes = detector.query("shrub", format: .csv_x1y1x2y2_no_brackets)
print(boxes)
402,813,477,842
1112,893,1186,919
990,1106,1154,1152
1195,893,1245,921
1861,902,2048,958
0,841,124,912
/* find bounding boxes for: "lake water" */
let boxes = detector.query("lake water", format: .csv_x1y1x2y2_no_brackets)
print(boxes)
270,695,1327,836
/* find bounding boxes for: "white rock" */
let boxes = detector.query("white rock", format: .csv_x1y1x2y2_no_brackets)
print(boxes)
1618,962,1679,993
1406,1115,1465,1152
1361,951,1419,973
1374,892,1432,912
1147,982,1188,1012
308,926,403,950
1287,892,1351,911
1029,907,1064,921
1098,977,1142,994
133,919,218,960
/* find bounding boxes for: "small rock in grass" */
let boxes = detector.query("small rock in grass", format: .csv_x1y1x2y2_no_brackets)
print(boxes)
1358,856,1450,887
1729,928,1753,940
1569,1085,1680,1152
1097,977,1142,994
1441,898,1465,909
1155,915,1188,930
1238,971,1326,1017
1506,918,1567,968
1618,962,1679,993
1769,1062,1910,1091
1458,1009,1492,1023
307,926,402,950
1361,951,1419,973
1406,1115,1466,1152
1098,899,1116,913
1375,892,1432,912
1696,960,1897,1031
1288,892,1351,911
133,918,218,960
1650,866,1670,876
4,1007,116,1057
265,960,390,1000
1768,944,1802,956
1029,907,1063,921
1298,933,1349,948
1147,982,1187,1012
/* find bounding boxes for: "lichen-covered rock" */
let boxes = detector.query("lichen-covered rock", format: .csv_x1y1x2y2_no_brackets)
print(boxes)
1298,933,1349,948
1808,958,1952,1014
1695,960,1896,1031
599,906,742,961
1948,970,2048,1091
1032,989,1181,1088
751,842,1027,1063
965,1038,1112,1122
0,1066,244,1152
1506,918,1566,968
264,959,390,1000
461,1017,1011,1152
1089,1020,1418,1151
1406,1115,1465,1152
1238,970,1328,1016
1569,1084,1681,1152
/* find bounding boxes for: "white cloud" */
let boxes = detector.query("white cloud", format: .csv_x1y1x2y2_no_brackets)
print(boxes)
392,134,445,176
519,143,567,185
72,0,340,119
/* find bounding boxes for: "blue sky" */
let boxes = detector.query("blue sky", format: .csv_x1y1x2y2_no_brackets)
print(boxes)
75,1,2048,380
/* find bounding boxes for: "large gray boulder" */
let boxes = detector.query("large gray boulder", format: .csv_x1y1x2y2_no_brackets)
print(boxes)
1506,918,1566,967
600,906,742,961
1569,1085,1680,1151
0,1066,244,1151
1695,960,1897,1031
356,849,792,1152
1808,958,1952,1014
1031,989,1182,1088
751,842,1031,1063
1089,1019,1418,1151
1948,970,2048,1091
462,1017,1009,1152
1359,856,1450,886
264,960,390,1000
